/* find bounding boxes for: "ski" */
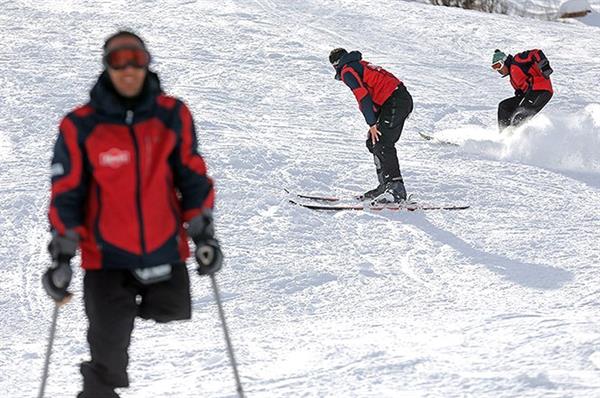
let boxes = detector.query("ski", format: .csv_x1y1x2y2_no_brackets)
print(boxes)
418,132,460,147
284,188,343,202
289,199,469,212
285,189,386,203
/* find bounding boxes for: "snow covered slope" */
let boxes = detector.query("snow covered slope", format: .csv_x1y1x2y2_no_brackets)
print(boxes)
1,1,599,397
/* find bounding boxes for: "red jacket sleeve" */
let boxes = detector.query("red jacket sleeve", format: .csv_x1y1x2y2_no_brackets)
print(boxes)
173,102,215,222
48,116,88,237
341,67,378,126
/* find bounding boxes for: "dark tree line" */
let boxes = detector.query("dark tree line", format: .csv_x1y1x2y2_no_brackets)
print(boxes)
429,0,509,14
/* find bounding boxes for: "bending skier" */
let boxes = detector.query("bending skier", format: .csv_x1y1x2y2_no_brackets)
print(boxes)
492,49,553,131
329,48,413,203
43,30,222,397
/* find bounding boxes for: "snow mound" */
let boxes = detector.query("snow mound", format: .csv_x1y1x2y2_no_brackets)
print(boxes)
434,104,600,173
579,8,600,26
559,0,592,15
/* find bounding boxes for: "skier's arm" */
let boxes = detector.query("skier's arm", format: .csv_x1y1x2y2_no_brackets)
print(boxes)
172,102,215,222
341,69,378,126
48,116,88,238
510,67,530,97
173,102,221,276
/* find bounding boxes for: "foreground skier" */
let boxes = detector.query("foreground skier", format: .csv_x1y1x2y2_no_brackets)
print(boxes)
329,48,413,203
492,49,553,131
43,30,222,397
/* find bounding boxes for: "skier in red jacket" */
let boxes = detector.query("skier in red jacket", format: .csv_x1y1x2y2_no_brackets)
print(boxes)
42,30,222,397
492,49,553,131
329,48,413,203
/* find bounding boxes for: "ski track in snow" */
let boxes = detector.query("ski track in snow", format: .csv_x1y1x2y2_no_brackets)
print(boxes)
1,1,599,397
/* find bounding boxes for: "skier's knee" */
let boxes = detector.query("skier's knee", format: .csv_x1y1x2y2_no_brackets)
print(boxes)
377,143,396,158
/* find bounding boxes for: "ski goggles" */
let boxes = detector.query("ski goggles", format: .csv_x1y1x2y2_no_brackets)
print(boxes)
332,62,342,80
491,61,504,70
103,46,150,70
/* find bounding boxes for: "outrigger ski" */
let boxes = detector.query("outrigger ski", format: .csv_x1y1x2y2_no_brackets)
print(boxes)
289,198,470,211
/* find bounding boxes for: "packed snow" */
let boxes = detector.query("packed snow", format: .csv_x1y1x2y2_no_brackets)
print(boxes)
1,1,599,397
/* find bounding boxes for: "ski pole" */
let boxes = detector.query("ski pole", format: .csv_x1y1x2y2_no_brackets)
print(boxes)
38,303,59,398
210,274,245,398
38,291,71,398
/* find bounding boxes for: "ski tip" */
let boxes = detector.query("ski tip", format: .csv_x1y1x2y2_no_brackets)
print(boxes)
286,190,340,202
418,132,434,141
418,132,460,147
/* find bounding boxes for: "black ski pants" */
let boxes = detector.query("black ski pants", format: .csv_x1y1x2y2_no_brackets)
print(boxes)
366,84,413,183
498,90,553,130
78,264,191,398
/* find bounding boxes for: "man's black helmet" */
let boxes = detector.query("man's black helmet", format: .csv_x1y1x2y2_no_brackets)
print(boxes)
329,48,348,67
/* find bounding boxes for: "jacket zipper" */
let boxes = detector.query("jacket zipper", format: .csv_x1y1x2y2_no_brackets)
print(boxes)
126,110,147,256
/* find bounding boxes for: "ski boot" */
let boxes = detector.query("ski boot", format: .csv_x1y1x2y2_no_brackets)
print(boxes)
357,184,385,201
357,157,386,201
371,178,407,204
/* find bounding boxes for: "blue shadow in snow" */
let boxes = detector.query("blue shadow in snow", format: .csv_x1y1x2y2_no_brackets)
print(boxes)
404,214,573,290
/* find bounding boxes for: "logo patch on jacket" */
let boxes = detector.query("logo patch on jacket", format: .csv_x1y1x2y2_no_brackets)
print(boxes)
99,148,131,168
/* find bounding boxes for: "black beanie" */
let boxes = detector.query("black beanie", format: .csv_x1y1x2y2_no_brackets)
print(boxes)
329,48,348,66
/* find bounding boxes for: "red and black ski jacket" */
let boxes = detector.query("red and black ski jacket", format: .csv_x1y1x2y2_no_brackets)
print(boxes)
49,71,214,270
335,51,402,126
507,49,553,96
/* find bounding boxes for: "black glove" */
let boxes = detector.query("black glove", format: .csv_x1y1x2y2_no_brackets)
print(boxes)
537,58,553,79
43,230,78,302
48,230,79,263
42,261,72,302
187,210,223,276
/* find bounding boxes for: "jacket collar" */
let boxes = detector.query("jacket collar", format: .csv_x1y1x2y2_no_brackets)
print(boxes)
505,55,513,67
504,55,514,78
89,70,162,118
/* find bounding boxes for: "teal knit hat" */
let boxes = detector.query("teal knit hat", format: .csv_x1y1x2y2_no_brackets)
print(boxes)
492,49,507,65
